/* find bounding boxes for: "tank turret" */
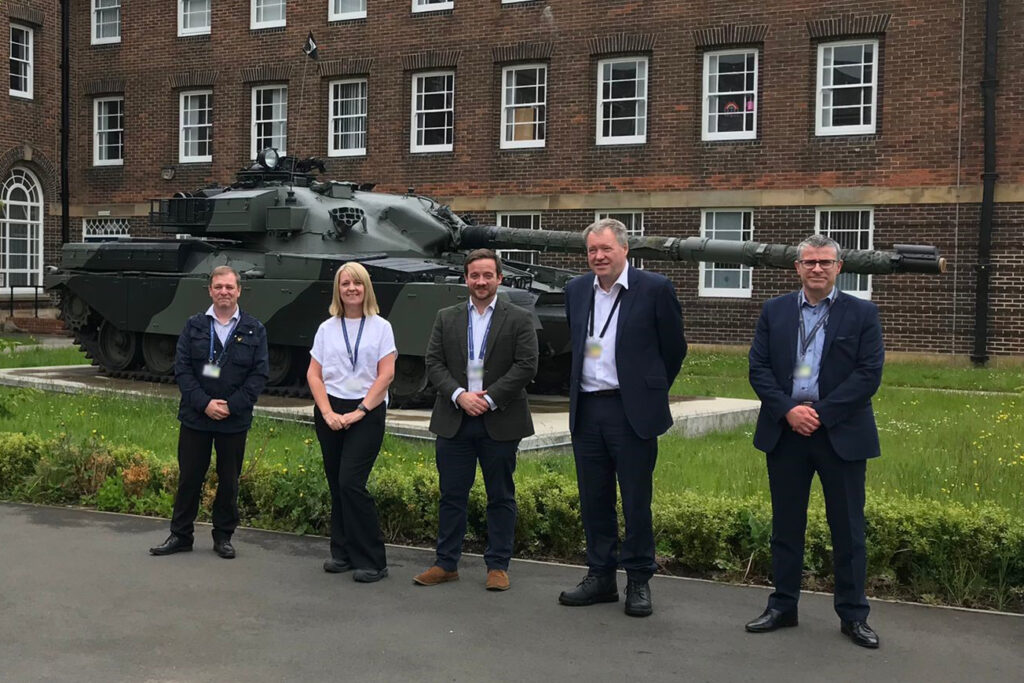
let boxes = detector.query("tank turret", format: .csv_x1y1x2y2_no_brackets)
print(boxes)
45,150,946,405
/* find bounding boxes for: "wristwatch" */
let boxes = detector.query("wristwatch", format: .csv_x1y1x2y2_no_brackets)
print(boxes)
356,402,369,414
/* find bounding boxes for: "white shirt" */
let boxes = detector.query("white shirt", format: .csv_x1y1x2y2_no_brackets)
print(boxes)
452,298,498,411
205,305,240,347
310,315,397,401
580,264,629,393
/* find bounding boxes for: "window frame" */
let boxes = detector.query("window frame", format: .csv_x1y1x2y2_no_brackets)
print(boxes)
178,0,212,37
595,56,648,146
93,96,125,167
815,206,873,299
91,0,121,45
179,89,213,164
702,48,758,142
329,0,367,21
82,217,132,242
250,85,288,159
410,70,455,154
0,167,45,292
816,39,878,136
412,0,453,12
328,78,368,158
500,63,547,150
251,0,287,30
9,23,33,99
698,209,754,298
495,212,542,265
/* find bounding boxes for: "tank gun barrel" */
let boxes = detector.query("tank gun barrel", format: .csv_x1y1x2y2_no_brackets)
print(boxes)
459,226,946,275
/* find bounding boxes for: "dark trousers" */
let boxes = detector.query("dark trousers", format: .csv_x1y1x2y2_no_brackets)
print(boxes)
314,396,387,571
170,424,247,543
572,393,658,582
766,429,869,622
435,416,519,571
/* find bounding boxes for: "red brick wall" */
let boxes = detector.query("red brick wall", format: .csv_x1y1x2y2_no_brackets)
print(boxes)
6,1,1020,354
62,0,1024,197
0,1,62,285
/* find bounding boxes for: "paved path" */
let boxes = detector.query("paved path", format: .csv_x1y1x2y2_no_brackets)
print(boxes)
0,503,1020,682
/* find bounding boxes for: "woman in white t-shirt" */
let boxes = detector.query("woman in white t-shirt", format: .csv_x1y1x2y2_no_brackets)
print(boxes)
307,262,396,583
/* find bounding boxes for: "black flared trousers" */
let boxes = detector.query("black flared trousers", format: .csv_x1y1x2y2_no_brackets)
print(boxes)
314,396,387,571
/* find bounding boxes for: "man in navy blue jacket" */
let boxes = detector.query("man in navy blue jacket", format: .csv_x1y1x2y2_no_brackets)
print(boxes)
150,265,269,560
746,234,883,649
557,218,686,617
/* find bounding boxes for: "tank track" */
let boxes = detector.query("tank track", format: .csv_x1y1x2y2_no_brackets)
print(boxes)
71,328,313,398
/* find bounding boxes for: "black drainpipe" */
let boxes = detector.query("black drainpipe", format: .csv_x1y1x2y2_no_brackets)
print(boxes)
60,0,70,245
972,0,999,365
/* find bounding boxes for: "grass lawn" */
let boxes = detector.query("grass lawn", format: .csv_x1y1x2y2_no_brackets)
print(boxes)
2,345,1022,513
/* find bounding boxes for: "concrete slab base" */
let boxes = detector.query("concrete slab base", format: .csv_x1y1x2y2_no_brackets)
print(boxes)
0,365,759,451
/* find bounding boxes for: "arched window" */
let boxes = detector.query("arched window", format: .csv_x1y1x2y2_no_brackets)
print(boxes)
0,168,44,290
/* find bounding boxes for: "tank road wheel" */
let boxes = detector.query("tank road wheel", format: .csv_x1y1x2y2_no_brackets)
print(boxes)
97,321,141,371
267,345,295,387
141,334,177,376
60,292,92,331
390,355,429,408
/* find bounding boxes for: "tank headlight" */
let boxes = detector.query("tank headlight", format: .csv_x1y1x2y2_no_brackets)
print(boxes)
258,148,280,170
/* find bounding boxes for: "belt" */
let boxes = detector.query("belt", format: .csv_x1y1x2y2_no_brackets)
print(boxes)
581,389,621,398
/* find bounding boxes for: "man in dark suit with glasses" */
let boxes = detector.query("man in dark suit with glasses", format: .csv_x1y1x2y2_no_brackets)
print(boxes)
745,233,884,649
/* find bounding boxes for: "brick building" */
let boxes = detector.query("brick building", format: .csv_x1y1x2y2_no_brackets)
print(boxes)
2,1,1021,356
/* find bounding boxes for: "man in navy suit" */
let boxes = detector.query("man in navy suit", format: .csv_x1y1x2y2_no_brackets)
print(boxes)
557,218,686,617
746,234,883,649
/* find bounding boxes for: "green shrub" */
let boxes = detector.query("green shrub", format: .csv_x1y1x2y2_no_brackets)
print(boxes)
0,432,45,496
2,427,1022,611
370,467,420,543
95,475,129,512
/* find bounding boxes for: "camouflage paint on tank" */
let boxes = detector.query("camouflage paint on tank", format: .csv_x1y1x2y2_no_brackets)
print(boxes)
45,152,944,403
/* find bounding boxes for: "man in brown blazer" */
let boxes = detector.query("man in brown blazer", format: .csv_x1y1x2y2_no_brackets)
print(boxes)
414,249,539,591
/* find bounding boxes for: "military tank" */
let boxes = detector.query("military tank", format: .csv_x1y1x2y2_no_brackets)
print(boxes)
45,151,945,406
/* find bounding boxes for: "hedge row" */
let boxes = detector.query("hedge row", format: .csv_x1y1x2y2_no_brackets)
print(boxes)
1,431,1021,611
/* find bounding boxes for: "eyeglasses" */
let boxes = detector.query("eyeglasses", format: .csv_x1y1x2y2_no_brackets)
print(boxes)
796,259,838,269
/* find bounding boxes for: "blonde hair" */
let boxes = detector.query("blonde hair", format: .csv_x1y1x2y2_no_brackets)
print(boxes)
329,262,380,317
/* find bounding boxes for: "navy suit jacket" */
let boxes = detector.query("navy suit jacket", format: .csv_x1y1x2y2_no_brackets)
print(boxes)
566,267,686,440
749,290,884,461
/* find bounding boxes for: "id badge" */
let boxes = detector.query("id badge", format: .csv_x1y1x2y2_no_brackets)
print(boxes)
467,359,484,383
585,337,603,359
202,363,222,379
794,363,812,379
343,376,364,393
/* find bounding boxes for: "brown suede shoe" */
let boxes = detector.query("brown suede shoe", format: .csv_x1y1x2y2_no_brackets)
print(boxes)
486,569,510,591
413,565,459,586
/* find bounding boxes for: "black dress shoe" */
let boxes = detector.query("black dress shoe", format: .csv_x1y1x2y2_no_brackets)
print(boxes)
323,558,353,573
624,580,653,617
213,539,236,559
558,574,619,606
353,567,389,583
745,608,798,633
149,534,193,556
841,620,880,648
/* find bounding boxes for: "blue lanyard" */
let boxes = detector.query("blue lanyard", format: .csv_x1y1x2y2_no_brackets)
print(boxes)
467,304,494,361
209,317,238,365
797,297,832,357
341,316,366,370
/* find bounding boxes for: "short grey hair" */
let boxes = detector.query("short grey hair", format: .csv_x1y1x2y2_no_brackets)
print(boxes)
797,234,843,260
583,218,629,248
209,265,241,287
